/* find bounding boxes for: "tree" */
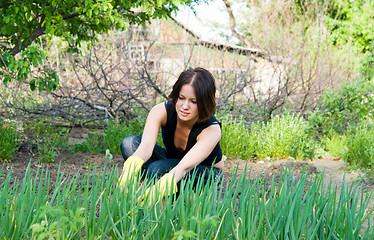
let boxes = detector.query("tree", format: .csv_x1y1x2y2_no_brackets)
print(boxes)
0,0,199,92
294,0,374,53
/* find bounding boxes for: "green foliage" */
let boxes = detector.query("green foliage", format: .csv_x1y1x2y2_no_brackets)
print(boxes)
23,120,70,162
295,0,374,53
70,133,105,154
327,0,374,53
250,114,315,160
344,120,374,169
221,114,315,160
308,78,374,135
30,206,85,240
1,46,59,93
0,163,372,239
104,116,147,155
0,0,198,91
361,42,374,80
36,136,59,163
322,131,347,158
220,116,253,160
0,120,19,161
25,120,68,140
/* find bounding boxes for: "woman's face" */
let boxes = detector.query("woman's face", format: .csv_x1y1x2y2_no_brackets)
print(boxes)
176,84,199,123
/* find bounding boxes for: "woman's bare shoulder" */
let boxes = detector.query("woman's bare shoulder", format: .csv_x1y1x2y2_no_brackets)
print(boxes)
148,102,167,125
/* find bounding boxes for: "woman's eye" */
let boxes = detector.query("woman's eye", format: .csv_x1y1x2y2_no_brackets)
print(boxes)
192,100,197,104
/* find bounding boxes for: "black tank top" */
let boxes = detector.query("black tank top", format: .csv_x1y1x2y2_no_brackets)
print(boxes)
161,100,222,167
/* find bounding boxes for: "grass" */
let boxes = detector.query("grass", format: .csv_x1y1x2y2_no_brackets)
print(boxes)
0,155,373,239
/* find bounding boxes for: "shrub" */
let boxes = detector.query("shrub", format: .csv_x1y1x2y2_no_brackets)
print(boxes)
0,120,19,161
220,114,315,160
308,78,374,136
250,114,315,160
322,131,347,158
344,120,374,168
220,116,253,160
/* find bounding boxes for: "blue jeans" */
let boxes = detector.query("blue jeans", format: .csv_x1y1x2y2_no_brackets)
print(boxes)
120,135,222,190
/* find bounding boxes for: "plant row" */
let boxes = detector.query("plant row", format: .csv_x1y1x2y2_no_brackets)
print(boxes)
0,158,373,239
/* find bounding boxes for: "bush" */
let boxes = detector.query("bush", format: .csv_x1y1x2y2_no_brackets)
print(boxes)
220,114,315,160
344,120,374,168
220,116,253,160
308,78,374,136
0,120,19,161
322,131,347,158
250,114,315,160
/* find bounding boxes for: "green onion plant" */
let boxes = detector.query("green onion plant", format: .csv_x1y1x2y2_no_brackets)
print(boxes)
0,157,373,239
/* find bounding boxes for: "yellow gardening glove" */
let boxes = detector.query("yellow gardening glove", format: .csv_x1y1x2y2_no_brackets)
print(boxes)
118,155,144,190
139,173,178,207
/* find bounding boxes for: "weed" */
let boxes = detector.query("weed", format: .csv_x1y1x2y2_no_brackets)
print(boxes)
252,114,316,160
0,120,19,161
70,133,105,154
221,114,316,161
36,136,59,163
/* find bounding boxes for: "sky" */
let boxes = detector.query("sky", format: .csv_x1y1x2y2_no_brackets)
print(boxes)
172,0,231,43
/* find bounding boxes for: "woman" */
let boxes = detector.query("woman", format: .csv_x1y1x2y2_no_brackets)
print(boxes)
118,67,224,202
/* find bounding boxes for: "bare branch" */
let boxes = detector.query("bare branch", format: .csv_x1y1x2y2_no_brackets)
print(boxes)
222,0,252,47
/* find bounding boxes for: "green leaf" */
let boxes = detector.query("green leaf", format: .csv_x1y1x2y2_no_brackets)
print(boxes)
38,81,46,92
3,75,10,85
0,0,194,92
46,84,52,94
30,79,36,91
30,223,45,232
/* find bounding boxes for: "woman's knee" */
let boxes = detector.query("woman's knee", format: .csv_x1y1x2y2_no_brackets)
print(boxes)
146,161,167,179
120,135,141,159
146,159,178,179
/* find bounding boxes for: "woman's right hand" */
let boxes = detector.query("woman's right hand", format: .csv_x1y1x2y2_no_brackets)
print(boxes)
118,155,144,190
137,173,177,207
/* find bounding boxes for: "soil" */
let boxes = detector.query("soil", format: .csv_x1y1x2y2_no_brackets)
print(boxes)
1,149,374,231
2,150,373,198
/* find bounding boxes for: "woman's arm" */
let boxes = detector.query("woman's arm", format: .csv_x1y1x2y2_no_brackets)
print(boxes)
132,103,167,162
168,124,222,182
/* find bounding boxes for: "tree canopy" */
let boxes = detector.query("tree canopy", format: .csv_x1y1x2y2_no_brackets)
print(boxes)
0,0,199,92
